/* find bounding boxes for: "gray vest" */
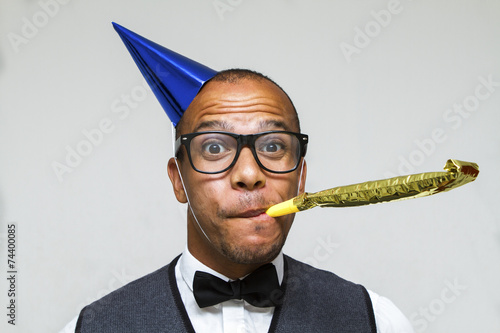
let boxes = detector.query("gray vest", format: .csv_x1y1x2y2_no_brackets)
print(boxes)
76,255,376,332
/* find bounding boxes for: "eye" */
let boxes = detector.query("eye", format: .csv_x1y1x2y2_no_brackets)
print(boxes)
258,138,287,155
261,142,283,153
202,141,228,155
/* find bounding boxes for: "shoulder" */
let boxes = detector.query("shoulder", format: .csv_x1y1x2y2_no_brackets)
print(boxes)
368,290,415,333
282,255,372,309
88,262,173,308
284,255,361,289
274,256,376,332
76,256,181,332
283,256,414,332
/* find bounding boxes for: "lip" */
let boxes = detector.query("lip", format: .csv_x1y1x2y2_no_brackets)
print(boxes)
233,208,268,218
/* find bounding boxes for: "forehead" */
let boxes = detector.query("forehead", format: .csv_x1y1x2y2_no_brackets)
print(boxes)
180,79,298,133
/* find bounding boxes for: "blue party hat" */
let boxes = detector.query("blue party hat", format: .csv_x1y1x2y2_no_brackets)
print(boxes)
112,22,217,126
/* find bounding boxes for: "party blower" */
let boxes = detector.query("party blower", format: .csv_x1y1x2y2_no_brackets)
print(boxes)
111,24,480,219
266,159,479,217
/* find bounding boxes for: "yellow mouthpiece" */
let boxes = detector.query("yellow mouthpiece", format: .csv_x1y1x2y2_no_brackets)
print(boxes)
266,198,299,217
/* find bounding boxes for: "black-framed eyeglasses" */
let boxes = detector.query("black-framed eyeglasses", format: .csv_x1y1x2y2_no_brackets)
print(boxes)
175,131,308,174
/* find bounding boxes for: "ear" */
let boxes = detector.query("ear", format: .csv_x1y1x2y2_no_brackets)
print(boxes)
298,159,307,195
167,157,188,203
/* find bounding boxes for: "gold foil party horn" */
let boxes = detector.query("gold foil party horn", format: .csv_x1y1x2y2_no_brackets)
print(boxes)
266,159,479,217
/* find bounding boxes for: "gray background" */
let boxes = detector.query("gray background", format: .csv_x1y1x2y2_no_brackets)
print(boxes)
1,0,499,332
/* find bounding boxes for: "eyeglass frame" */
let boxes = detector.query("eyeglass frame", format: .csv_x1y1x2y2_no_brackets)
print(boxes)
174,130,309,174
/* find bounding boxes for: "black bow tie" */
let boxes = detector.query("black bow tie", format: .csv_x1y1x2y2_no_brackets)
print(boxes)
193,263,283,308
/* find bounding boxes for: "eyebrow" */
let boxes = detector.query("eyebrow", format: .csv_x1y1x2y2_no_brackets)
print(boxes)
194,120,233,132
257,119,290,131
193,119,291,133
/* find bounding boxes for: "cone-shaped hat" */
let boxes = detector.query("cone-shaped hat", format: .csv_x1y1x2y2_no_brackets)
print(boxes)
112,22,217,126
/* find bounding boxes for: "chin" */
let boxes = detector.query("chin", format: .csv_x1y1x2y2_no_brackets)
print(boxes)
219,237,285,265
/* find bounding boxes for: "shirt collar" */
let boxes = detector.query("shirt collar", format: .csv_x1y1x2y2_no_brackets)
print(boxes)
178,245,284,292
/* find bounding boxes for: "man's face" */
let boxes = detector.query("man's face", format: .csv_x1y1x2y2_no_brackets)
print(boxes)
168,79,306,269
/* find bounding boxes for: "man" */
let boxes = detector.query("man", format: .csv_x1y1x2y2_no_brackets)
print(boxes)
69,24,414,332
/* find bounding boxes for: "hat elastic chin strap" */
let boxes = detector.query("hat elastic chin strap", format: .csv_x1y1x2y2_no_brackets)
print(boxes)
173,157,214,245
171,124,213,245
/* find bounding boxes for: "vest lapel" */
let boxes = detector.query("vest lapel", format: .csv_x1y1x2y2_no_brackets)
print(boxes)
167,255,196,333
267,257,288,332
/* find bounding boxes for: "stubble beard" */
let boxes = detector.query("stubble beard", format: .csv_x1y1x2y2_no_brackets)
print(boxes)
214,191,288,265
217,233,285,265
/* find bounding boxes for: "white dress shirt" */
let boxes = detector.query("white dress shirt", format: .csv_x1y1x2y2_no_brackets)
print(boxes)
176,247,283,333
59,249,415,333
177,247,415,333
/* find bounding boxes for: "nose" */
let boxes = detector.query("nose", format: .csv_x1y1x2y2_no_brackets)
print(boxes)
230,147,266,191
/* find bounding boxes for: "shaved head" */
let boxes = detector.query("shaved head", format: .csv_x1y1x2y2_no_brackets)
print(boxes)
176,69,300,137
